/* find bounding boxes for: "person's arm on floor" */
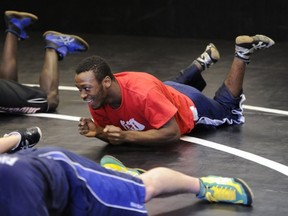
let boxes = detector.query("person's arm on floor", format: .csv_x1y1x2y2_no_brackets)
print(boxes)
78,116,181,145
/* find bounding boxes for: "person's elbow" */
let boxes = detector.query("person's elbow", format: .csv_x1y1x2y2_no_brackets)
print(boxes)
167,128,181,142
161,117,182,143
161,124,181,143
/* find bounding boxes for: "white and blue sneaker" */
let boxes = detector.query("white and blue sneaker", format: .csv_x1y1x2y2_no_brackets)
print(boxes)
43,31,89,60
235,34,275,64
5,10,38,40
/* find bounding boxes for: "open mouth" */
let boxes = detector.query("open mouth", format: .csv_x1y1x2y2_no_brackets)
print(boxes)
84,97,93,104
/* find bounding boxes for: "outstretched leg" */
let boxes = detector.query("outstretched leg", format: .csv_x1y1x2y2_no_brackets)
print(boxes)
224,35,275,97
41,31,89,111
0,11,38,81
175,43,220,91
98,155,254,206
140,168,253,205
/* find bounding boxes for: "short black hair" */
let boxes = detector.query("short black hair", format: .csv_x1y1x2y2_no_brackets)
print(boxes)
75,56,115,82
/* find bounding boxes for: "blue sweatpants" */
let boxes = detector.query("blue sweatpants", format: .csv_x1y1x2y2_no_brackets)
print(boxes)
0,147,147,216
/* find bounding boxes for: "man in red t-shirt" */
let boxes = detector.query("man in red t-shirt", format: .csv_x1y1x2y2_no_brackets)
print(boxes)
75,35,274,145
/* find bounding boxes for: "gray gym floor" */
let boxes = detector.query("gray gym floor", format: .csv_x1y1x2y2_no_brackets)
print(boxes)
1,32,288,216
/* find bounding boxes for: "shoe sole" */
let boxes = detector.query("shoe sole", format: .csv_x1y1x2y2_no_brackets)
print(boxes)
207,43,220,60
235,178,254,206
43,30,89,51
101,155,146,174
5,10,38,21
235,35,253,44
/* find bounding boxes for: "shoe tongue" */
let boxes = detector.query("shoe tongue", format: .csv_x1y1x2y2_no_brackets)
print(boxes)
9,18,29,40
57,46,68,60
20,18,32,27
196,179,207,198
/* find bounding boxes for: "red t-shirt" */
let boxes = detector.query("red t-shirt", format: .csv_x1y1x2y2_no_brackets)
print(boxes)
89,72,195,134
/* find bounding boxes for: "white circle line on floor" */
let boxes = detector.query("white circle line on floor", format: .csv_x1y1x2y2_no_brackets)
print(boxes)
180,136,288,176
22,113,288,177
23,84,288,116
24,113,81,121
20,84,288,176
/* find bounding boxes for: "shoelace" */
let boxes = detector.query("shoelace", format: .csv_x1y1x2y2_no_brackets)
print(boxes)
18,139,30,150
197,52,213,69
199,52,212,63
50,36,75,45
252,41,269,50
205,186,236,202
236,40,270,57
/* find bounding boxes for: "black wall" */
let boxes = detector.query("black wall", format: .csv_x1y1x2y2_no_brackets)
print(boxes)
1,0,288,41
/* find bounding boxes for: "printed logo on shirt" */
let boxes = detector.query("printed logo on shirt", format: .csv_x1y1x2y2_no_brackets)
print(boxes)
0,155,19,166
120,118,145,131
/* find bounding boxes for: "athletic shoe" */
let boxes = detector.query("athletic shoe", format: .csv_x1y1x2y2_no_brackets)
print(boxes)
235,34,275,64
197,175,254,205
5,127,42,153
100,155,146,177
196,43,220,70
43,31,89,60
4,10,38,40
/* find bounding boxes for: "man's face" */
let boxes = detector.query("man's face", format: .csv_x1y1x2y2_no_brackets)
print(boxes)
74,70,108,110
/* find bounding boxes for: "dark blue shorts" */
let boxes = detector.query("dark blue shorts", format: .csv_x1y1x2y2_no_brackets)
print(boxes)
0,147,147,216
164,81,245,127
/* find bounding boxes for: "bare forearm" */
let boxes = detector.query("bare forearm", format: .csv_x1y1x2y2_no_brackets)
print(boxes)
115,129,180,145
95,117,181,145
93,126,109,143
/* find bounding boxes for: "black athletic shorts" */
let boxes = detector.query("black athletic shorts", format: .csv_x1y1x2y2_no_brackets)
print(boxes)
0,79,48,114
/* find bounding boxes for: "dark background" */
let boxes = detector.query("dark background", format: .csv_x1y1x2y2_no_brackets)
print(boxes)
0,0,288,41
1,1,288,215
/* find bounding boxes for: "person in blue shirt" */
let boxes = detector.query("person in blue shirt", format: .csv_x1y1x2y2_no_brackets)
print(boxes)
0,127,253,216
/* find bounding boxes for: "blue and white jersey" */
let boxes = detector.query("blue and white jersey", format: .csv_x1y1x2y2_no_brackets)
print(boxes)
0,147,148,216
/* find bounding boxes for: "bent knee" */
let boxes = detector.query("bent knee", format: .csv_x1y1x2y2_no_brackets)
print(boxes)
47,97,59,112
